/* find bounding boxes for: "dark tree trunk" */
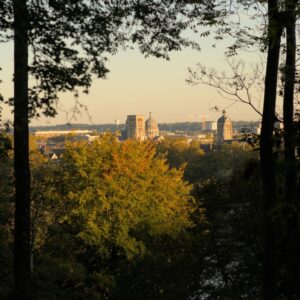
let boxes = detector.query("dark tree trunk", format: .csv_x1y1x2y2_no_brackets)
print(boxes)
260,0,282,298
283,0,297,210
282,0,300,295
13,0,31,299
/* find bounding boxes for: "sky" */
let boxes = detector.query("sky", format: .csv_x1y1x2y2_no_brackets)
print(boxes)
0,35,263,126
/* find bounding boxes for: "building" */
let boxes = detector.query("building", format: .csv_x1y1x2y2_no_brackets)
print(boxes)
126,115,146,141
205,121,217,132
216,111,233,144
145,112,159,139
34,130,92,138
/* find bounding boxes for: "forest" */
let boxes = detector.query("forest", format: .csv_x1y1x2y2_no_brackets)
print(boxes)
0,136,263,299
0,0,300,299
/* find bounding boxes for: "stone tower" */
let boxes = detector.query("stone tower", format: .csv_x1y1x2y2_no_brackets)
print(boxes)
216,111,233,144
126,115,146,141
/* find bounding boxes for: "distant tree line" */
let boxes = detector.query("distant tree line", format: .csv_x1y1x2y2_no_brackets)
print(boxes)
29,120,261,135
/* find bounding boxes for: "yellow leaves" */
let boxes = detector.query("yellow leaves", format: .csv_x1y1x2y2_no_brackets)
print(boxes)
51,134,197,260
110,140,155,178
115,235,146,260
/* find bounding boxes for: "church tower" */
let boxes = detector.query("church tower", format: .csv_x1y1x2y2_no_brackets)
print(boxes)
126,115,146,141
216,111,233,144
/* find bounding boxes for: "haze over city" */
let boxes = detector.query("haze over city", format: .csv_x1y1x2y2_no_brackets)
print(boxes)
2,1,299,299
1,39,263,126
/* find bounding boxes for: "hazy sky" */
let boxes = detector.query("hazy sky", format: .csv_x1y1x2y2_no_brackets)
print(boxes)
1,36,263,126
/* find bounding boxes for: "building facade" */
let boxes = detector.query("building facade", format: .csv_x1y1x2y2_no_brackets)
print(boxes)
126,115,146,141
205,121,217,132
216,111,233,144
145,112,159,139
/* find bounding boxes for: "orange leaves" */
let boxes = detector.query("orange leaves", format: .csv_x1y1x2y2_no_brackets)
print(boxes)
51,134,196,259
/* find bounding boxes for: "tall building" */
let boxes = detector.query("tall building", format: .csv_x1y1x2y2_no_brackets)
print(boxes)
126,115,146,141
216,111,233,144
205,121,217,132
145,112,159,139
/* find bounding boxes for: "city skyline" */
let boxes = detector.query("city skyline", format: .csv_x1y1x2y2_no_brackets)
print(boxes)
1,39,264,126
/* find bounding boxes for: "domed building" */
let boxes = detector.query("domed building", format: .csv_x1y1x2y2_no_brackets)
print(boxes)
216,110,233,144
145,112,159,139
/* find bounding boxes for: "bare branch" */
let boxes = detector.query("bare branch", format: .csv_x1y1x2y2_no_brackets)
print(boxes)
187,57,265,117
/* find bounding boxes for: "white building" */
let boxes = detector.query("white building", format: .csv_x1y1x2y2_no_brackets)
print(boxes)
205,121,217,131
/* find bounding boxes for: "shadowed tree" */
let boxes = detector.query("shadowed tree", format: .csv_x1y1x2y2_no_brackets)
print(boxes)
258,0,283,297
0,1,224,299
187,0,300,297
281,0,300,295
12,1,31,299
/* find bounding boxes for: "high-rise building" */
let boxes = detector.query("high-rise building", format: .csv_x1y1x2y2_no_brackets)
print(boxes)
126,115,146,141
216,111,233,144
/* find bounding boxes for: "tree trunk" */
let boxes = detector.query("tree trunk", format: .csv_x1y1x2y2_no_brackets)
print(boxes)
260,0,282,298
13,0,31,299
282,0,300,295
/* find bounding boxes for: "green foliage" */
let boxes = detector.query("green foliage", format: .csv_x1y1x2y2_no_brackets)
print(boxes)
192,168,263,299
188,142,256,183
157,139,255,183
0,134,269,299
52,136,194,255
28,135,196,299
0,131,12,158
0,147,14,299
156,138,204,170
159,139,263,298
